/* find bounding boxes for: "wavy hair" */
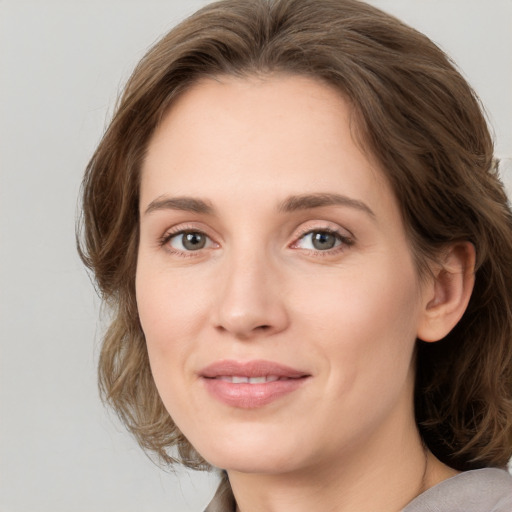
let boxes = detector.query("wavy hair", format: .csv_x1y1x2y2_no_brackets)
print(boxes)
77,0,512,471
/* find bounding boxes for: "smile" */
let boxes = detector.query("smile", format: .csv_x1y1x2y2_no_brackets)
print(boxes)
199,360,310,408
217,376,281,383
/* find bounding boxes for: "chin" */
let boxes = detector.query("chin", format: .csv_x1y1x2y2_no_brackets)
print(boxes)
206,451,303,475
190,424,309,475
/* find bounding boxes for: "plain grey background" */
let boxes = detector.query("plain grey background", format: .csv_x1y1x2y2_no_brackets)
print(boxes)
1,1,511,511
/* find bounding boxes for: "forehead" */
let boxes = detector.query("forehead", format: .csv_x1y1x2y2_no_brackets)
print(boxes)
140,74,395,222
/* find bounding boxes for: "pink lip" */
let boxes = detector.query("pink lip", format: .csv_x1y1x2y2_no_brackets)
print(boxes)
199,360,310,409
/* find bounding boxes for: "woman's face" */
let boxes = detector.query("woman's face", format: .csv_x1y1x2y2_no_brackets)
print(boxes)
136,75,430,475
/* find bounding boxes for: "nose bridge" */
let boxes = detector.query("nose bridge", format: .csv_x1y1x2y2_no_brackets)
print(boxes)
213,239,288,338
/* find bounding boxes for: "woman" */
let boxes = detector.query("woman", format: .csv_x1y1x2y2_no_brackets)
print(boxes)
78,0,512,510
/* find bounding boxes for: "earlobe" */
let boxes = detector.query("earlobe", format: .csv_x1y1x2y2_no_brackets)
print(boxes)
417,242,476,343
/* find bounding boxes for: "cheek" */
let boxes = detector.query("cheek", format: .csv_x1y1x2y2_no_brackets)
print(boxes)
135,271,202,434
136,263,207,345
294,259,420,341
291,258,421,389
135,265,203,394
134,259,228,428
304,269,421,446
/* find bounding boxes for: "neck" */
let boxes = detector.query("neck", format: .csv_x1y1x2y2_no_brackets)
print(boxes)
227,400,457,512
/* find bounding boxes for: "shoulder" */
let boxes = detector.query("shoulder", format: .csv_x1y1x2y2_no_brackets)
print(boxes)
402,468,512,512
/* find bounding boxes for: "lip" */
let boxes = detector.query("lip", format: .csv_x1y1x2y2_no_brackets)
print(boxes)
199,359,310,409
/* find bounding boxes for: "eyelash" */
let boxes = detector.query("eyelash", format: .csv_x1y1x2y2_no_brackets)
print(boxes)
291,227,354,256
158,225,354,257
158,225,215,257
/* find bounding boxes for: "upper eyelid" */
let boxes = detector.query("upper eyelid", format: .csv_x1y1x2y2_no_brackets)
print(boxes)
292,229,352,247
293,221,354,240
162,222,217,238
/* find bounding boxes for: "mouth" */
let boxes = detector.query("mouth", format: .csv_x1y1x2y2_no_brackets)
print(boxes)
199,360,310,408
217,375,282,383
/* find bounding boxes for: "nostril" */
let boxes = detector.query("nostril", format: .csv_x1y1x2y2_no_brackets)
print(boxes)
215,323,272,336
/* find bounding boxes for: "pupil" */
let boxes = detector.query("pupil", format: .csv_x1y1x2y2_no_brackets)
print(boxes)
312,232,335,250
183,232,205,250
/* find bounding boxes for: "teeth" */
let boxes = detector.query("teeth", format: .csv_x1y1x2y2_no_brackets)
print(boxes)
218,376,281,384
248,377,266,384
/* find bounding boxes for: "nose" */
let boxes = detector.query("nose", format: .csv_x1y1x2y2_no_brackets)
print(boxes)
212,250,290,340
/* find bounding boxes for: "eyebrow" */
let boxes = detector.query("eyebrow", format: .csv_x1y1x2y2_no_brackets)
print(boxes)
143,192,375,218
144,196,214,215
278,193,375,218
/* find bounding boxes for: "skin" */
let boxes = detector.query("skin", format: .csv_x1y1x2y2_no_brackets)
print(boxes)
136,75,471,512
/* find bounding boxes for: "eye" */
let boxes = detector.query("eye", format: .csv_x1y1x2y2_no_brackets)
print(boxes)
294,229,352,252
167,231,213,251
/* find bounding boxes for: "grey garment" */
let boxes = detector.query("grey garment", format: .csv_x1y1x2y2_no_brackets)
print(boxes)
205,468,512,512
204,474,236,512
402,468,512,512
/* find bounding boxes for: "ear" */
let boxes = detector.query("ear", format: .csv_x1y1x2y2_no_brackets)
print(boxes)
416,242,476,343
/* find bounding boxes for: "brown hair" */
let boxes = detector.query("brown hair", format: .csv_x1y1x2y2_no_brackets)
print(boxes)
78,0,512,471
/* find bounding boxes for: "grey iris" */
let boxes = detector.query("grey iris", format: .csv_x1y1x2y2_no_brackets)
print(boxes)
183,232,206,250
312,231,336,250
